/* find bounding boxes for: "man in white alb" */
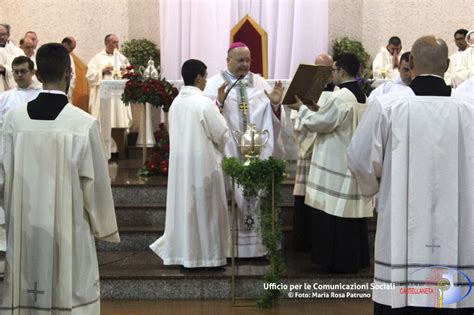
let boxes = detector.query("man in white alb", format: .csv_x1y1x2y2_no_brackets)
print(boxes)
150,59,230,268
372,36,403,80
348,35,474,314
86,34,132,159
0,42,119,315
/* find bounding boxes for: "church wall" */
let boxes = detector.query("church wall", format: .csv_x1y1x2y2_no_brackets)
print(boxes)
1,0,472,70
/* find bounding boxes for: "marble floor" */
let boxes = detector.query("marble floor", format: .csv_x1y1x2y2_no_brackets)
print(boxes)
101,298,374,315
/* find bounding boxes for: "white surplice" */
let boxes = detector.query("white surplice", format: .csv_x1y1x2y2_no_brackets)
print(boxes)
347,88,474,309
368,78,408,102
86,50,132,158
150,86,230,267
372,48,401,80
453,47,474,87
294,88,373,218
204,70,285,257
455,76,474,95
0,101,120,314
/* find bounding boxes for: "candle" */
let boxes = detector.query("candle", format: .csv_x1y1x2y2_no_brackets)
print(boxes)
113,49,120,72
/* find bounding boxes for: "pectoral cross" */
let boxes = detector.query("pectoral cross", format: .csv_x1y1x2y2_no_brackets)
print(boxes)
27,282,45,302
240,102,248,116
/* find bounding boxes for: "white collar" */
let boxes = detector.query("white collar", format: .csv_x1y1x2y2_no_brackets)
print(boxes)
41,89,67,96
417,74,445,80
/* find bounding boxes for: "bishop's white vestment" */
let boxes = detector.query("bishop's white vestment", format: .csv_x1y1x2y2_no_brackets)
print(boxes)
347,86,474,309
0,102,120,314
204,70,285,258
150,86,230,267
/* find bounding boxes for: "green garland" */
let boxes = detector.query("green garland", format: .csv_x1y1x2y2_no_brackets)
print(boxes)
222,157,287,308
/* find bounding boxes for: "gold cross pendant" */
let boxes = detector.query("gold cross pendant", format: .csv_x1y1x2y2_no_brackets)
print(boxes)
240,102,248,116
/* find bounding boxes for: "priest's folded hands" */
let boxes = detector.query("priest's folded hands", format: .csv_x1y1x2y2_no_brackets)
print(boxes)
287,95,320,111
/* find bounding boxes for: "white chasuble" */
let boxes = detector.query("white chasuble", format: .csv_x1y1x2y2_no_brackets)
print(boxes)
0,103,119,314
204,71,285,257
149,86,230,267
348,90,474,309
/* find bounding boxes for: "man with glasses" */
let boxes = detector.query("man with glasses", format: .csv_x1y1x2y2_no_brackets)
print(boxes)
0,23,24,92
453,30,474,87
445,29,468,87
204,42,285,258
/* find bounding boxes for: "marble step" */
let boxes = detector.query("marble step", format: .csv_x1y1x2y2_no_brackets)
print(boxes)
111,182,296,207
115,203,297,229
98,250,374,299
96,225,297,252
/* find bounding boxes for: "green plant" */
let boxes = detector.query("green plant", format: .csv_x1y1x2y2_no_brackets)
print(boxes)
222,157,287,308
332,36,370,69
122,38,160,69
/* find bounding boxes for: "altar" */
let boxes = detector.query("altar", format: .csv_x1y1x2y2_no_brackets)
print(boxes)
100,79,298,160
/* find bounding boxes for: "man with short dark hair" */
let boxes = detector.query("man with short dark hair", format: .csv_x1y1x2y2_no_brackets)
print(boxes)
373,36,403,80
369,52,412,101
0,43,119,314
288,52,373,273
445,29,468,86
150,59,230,268
348,35,474,314
453,30,474,87
86,34,131,158
0,56,41,127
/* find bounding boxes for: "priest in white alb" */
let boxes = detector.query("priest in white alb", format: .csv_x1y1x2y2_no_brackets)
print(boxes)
0,43,120,315
445,29,468,87
0,56,41,128
372,36,403,80
348,35,474,314
0,23,24,92
452,44,474,87
150,59,230,268
288,53,373,273
86,34,132,158
203,42,285,258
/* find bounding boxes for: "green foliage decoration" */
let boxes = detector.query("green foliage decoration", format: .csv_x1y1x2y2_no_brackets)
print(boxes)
122,38,160,69
222,157,287,308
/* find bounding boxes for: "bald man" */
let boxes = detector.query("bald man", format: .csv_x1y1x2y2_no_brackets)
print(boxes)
348,36,474,314
86,34,131,159
291,53,335,252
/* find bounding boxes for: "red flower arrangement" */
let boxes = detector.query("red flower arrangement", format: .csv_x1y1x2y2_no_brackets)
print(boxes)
139,122,170,176
121,66,179,112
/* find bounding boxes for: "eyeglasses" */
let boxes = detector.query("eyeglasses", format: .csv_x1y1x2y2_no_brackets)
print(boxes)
0,33,8,37
12,69,31,75
332,68,340,72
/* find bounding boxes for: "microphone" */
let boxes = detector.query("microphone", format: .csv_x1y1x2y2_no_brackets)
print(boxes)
221,75,244,109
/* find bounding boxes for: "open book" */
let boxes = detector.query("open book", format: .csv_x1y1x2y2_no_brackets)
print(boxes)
282,64,332,105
